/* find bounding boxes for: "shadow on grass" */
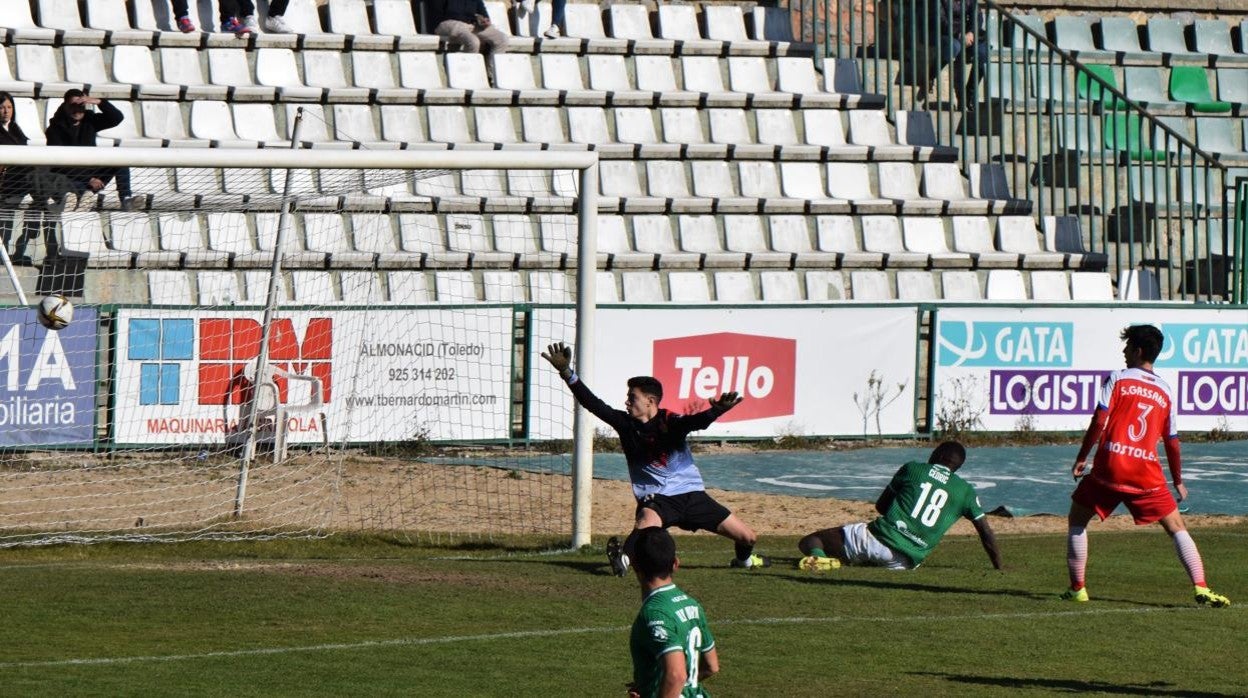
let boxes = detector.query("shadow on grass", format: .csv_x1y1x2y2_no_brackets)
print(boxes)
912,672,1241,697
454,556,619,576
777,572,1094,603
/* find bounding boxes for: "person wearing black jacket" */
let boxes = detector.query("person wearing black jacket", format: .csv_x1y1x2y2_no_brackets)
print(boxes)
940,0,989,108
0,91,42,265
44,89,134,211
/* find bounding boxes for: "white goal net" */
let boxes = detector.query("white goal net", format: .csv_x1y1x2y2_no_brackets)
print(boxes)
0,143,597,548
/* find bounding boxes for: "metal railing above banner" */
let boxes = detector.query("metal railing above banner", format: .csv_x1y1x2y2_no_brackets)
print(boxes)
791,0,1242,303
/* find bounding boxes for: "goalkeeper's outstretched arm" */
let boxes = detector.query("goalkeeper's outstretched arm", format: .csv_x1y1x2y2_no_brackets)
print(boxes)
541,342,625,427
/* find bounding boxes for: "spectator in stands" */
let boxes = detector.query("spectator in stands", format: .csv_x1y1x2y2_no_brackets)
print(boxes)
891,0,944,103
44,90,135,215
0,92,42,266
429,0,510,84
939,0,989,108
517,0,567,39
163,0,258,34
261,0,295,33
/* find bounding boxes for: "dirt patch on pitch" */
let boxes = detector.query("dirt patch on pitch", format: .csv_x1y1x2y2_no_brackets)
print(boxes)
3,453,1240,545
588,477,1247,537
334,457,1246,540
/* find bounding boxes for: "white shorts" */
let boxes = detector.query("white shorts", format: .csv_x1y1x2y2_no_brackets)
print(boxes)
841,522,915,570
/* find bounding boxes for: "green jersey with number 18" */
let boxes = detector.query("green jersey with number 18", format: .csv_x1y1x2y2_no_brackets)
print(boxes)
630,584,715,698
867,461,985,565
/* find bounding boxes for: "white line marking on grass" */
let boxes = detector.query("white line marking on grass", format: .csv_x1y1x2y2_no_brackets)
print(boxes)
0,605,1237,670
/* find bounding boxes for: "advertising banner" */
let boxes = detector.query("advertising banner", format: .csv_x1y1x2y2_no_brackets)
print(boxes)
112,308,513,444
531,306,919,439
0,307,98,446
934,307,1248,432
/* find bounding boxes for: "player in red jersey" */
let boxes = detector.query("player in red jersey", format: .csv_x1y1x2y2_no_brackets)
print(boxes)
1061,324,1229,607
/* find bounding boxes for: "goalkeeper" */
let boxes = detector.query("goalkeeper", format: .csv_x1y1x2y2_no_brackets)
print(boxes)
543,342,769,575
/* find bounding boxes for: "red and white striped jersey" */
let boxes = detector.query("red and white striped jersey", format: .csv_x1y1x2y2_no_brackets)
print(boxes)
1092,367,1178,493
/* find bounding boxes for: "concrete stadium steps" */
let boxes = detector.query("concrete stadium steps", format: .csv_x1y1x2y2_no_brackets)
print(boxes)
2,45,883,109
7,0,816,56
68,267,1119,306
7,211,1093,274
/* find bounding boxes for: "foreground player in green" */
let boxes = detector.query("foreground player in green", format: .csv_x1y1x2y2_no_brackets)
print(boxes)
628,527,719,698
796,441,1002,571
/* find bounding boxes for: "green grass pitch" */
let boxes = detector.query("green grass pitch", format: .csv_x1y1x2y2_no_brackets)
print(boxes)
0,525,1244,696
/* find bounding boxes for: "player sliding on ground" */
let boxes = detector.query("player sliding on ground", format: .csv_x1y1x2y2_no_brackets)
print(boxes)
796,441,1002,571
1061,324,1230,607
627,527,719,698
542,342,769,575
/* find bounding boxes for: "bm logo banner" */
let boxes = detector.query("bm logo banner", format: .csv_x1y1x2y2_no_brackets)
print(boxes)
126,317,332,406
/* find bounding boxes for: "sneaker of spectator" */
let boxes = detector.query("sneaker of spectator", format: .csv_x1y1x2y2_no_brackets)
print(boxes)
176,15,197,33
243,14,262,33
221,16,252,36
264,14,293,33
543,24,561,39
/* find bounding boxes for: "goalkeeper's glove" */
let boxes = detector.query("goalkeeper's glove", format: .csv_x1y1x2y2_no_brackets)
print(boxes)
709,391,742,411
542,342,574,379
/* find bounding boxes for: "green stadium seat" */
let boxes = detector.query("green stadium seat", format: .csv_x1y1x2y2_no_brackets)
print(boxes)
1170,66,1232,113
1076,64,1124,108
1103,113,1166,161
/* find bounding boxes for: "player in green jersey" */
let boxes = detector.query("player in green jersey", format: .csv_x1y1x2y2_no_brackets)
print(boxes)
796,441,1002,571
628,527,719,698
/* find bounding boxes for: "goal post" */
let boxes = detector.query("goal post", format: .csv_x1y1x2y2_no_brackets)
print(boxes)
0,144,599,549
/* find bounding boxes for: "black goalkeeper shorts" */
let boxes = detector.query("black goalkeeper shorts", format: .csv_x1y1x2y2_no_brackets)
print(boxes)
636,491,732,533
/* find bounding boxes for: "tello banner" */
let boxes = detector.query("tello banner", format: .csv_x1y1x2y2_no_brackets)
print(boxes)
652,332,796,422
529,306,918,438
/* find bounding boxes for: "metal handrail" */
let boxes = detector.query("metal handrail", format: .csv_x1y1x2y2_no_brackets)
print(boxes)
794,0,1241,303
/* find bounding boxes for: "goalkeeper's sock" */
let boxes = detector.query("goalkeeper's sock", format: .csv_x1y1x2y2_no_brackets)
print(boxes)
734,542,754,563
808,548,827,558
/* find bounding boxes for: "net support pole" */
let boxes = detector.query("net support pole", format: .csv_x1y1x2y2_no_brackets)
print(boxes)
570,163,598,549
234,108,305,519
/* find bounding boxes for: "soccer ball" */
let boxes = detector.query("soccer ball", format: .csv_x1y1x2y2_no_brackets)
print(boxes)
36,294,74,331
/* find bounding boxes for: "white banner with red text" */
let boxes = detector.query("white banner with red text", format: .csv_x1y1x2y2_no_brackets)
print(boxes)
933,306,1248,432
530,306,919,439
